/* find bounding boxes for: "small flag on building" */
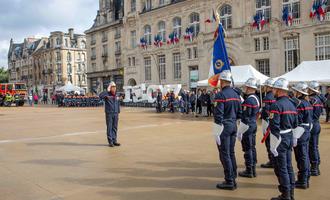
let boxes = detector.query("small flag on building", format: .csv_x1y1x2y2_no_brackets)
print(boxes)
140,37,147,50
184,27,194,42
205,9,217,24
282,7,293,26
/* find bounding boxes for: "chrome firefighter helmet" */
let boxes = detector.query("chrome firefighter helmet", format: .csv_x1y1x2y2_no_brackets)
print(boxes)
219,70,232,82
292,82,309,96
244,78,259,89
308,81,320,93
273,78,290,91
263,78,275,87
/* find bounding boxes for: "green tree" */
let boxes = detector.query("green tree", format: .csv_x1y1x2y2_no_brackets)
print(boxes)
0,67,9,83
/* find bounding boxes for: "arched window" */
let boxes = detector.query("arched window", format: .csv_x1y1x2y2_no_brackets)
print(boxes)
144,25,152,45
219,4,232,29
173,17,182,37
189,12,200,37
158,21,166,42
67,52,71,62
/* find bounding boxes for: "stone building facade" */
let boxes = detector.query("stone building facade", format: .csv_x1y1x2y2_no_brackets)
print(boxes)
8,29,87,96
86,0,330,91
85,0,125,93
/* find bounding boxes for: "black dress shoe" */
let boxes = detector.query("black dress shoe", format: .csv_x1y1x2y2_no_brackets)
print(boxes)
113,142,121,146
295,181,308,189
216,182,236,190
108,143,114,147
238,168,254,178
261,161,274,168
271,193,291,200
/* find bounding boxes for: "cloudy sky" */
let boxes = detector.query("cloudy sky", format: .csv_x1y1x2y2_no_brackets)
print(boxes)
0,0,99,68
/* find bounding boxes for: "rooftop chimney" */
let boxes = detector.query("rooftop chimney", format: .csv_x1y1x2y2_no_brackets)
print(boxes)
69,28,74,40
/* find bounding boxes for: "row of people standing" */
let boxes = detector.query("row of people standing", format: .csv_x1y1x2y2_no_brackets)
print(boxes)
155,90,197,113
213,71,325,200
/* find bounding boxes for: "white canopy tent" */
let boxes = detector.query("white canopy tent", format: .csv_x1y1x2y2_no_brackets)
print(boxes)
56,82,85,94
197,65,269,87
277,60,330,84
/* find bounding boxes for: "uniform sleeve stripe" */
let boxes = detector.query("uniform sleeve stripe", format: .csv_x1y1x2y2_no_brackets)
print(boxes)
297,107,313,111
263,100,276,103
242,104,258,108
214,98,241,103
270,110,297,115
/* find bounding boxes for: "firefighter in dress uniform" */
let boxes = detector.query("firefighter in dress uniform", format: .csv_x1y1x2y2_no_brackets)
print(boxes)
237,78,260,178
308,81,324,176
269,78,298,200
260,78,276,168
213,71,242,190
99,82,121,147
291,82,313,189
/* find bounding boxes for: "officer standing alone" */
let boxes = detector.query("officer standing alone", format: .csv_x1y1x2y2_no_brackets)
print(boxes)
260,78,276,168
237,78,260,178
99,82,121,147
291,82,313,189
269,78,297,200
213,71,242,190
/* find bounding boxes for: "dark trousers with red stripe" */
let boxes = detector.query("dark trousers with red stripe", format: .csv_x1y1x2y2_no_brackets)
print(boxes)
309,121,321,166
217,121,237,184
273,133,295,194
294,127,310,184
241,124,257,168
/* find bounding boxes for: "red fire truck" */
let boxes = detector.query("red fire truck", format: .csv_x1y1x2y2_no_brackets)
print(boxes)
0,83,27,106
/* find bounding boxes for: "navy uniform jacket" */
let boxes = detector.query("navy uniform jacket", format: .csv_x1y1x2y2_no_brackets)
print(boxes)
156,93,162,103
213,86,242,125
310,95,324,122
269,96,298,138
242,94,260,125
261,92,276,121
99,91,120,114
294,97,313,126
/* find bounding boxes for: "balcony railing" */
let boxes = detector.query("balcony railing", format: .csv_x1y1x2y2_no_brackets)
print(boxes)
292,18,301,26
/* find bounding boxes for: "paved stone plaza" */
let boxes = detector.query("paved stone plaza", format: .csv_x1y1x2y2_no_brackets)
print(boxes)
0,107,330,200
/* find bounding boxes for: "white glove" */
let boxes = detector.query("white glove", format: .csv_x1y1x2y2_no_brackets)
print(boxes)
310,124,314,131
270,133,281,157
236,119,241,127
293,126,305,140
293,138,298,147
237,122,249,142
261,119,269,135
213,123,224,146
